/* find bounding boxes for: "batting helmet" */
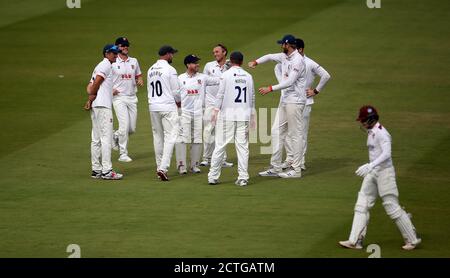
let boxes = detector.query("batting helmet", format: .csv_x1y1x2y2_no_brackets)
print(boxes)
357,105,379,125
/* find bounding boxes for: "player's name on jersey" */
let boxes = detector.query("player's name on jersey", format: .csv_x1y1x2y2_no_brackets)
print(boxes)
235,78,247,84
149,70,163,78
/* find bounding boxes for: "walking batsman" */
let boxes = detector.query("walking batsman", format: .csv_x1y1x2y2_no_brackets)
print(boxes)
208,51,255,186
201,44,234,168
339,105,421,250
85,44,123,180
248,34,306,178
276,38,331,171
175,54,220,174
111,37,144,162
147,45,180,181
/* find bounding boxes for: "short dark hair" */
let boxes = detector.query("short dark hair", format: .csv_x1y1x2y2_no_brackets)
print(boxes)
230,51,244,65
215,43,228,56
296,38,305,49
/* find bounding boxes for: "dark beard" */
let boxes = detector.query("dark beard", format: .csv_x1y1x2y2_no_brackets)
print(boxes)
283,48,288,54
168,58,173,64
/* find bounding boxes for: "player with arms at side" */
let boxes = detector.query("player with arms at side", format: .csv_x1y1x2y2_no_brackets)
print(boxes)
111,37,144,163
208,51,255,186
85,44,123,180
339,106,421,250
147,45,181,181
175,55,220,174
201,44,234,168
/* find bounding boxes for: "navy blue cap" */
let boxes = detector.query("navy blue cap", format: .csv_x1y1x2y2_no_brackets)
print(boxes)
184,54,200,66
158,45,178,56
115,37,130,47
103,44,120,55
277,34,296,45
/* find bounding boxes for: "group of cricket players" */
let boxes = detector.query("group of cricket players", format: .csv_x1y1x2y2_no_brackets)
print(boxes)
84,35,421,251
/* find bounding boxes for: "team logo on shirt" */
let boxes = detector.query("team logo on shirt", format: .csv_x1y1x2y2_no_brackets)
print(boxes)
212,70,215,73
131,65,135,70
183,81,186,85
117,66,120,69
197,79,202,84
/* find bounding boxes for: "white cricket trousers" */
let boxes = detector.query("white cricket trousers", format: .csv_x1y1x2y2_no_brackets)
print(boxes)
90,107,113,174
270,103,304,172
175,111,203,169
208,119,249,181
113,95,138,156
300,105,312,167
348,166,419,245
203,106,228,162
285,104,311,168
150,110,179,172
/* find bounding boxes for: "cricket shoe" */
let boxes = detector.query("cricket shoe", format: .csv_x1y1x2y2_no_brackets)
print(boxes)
222,161,234,168
157,170,169,181
278,168,302,179
208,179,219,185
235,179,248,187
112,132,119,151
200,160,210,167
402,238,422,251
301,164,307,171
191,166,201,173
118,154,132,162
91,170,102,179
258,167,281,177
281,161,292,170
101,170,123,180
178,165,187,175
338,240,363,250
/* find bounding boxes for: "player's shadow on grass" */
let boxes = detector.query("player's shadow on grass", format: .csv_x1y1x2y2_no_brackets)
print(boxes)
304,157,355,177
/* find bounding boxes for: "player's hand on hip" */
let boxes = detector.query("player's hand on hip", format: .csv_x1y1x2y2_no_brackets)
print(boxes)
84,100,92,111
306,88,316,97
248,61,257,69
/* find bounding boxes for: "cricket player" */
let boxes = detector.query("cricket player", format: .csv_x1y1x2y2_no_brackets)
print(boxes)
339,105,421,250
85,44,123,180
201,44,233,168
111,37,144,163
147,45,180,181
208,51,255,186
175,55,220,174
248,34,306,178
277,38,331,170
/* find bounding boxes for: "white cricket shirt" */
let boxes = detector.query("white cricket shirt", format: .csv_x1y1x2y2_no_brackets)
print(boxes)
214,66,255,121
256,51,306,104
304,55,331,105
203,60,230,107
178,72,219,115
367,122,394,170
147,59,180,112
90,58,114,109
112,55,142,96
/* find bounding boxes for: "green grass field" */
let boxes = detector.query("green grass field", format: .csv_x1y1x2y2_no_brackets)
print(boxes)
0,0,449,258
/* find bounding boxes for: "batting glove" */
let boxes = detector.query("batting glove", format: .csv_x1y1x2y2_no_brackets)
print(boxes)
355,163,373,177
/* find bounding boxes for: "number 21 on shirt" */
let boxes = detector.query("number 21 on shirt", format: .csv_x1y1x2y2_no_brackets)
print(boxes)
235,86,247,103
